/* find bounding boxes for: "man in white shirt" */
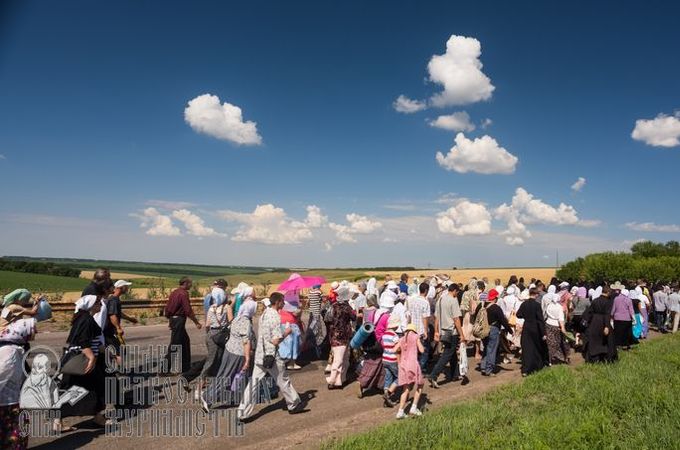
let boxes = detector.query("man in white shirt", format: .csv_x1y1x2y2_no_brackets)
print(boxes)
406,282,431,371
653,285,669,333
668,285,680,334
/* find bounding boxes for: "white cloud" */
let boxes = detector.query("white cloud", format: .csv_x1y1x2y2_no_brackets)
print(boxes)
383,203,418,211
631,112,680,147
428,35,495,107
171,209,225,237
184,93,262,145
436,200,492,236
135,207,182,237
435,132,518,175
481,118,493,129
217,204,313,244
329,213,383,243
625,222,680,233
577,219,602,228
429,112,475,132
571,177,586,192
434,193,459,205
393,95,427,114
304,205,328,228
146,199,197,210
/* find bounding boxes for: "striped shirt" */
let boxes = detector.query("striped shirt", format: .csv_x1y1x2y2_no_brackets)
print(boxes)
381,330,398,363
308,289,322,316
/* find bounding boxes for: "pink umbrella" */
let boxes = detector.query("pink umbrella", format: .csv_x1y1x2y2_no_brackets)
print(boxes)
277,273,326,292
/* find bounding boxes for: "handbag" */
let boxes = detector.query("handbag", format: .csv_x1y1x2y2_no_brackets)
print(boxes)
60,348,90,375
209,305,230,348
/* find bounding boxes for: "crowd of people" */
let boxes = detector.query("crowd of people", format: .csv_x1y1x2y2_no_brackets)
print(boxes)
1,269,680,447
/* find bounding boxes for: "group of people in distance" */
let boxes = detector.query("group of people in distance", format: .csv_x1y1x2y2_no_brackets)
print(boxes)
2,269,680,449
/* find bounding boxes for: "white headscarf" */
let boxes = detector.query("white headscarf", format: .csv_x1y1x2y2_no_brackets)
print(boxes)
74,295,98,312
242,286,255,300
591,286,603,300
543,285,560,305
366,278,378,297
211,287,227,306
237,299,258,320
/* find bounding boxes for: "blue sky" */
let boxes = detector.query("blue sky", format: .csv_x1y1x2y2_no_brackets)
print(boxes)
1,0,679,268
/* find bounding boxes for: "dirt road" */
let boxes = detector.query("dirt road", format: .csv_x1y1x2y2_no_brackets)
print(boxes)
29,321,598,450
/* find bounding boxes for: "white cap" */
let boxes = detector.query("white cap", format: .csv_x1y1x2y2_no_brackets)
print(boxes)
114,280,132,288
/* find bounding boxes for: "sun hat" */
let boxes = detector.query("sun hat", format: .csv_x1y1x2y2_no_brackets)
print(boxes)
610,281,625,291
379,290,396,308
386,281,399,291
387,315,401,329
488,289,499,301
114,280,132,289
405,323,417,334
330,281,339,290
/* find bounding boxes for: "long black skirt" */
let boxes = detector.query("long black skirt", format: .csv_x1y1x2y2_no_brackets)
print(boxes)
613,320,633,347
520,323,547,375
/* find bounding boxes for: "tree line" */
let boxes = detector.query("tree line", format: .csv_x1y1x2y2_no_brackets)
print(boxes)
556,240,680,284
0,258,81,278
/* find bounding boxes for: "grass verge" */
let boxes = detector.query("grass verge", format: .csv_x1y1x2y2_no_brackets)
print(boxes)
0,270,88,294
324,334,680,449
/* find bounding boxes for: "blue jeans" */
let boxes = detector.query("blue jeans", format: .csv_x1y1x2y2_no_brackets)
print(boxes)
656,310,667,332
482,326,500,375
383,361,398,389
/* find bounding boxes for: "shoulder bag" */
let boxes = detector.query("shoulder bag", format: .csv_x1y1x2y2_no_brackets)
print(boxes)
210,305,230,348
260,314,277,369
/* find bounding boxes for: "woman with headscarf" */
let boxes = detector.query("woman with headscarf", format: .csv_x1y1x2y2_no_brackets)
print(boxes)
0,289,39,334
230,282,250,319
582,286,618,363
569,286,591,347
280,291,304,370
544,286,569,364
60,295,108,427
636,286,651,339
326,282,356,389
202,297,256,411
196,286,232,399
516,288,547,376
629,289,644,341
0,318,36,449
356,296,385,399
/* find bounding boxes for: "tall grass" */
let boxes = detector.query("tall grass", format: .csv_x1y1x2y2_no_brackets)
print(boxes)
325,334,680,449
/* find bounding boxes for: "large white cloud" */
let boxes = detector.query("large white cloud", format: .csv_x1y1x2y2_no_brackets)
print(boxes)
428,35,495,107
631,112,680,147
429,112,475,132
436,132,518,175
436,200,491,236
393,95,427,114
172,209,225,237
184,93,262,145
571,177,586,192
304,205,328,228
625,222,680,232
135,207,182,237
217,204,313,244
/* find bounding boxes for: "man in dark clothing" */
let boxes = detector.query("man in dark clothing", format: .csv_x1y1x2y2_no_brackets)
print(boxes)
478,289,513,376
104,280,138,364
82,268,112,296
163,277,201,374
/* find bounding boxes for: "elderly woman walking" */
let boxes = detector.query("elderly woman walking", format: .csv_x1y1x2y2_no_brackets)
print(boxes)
326,282,356,389
0,318,36,449
196,285,232,399
544,286,570,364
202,297,256,411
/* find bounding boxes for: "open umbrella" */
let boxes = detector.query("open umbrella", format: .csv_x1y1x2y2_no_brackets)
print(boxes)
277,273,326,292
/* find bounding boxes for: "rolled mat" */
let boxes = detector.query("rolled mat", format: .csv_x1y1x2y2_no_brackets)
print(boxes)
350,321,376,349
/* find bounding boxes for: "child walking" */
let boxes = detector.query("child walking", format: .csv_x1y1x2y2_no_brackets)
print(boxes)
381,315,400,407
394,323,425,418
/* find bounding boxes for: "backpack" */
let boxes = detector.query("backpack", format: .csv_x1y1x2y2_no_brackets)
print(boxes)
472,304,490,340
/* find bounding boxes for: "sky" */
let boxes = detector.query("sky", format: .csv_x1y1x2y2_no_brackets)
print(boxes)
1,0,679,268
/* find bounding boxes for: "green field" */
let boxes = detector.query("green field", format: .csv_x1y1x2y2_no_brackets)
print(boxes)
326,334,680,449
0,270,88,294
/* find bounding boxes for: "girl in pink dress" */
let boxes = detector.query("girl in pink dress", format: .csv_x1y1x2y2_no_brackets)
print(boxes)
394,323,425,418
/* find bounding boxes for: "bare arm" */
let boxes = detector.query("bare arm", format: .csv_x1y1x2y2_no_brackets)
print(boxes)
241,341,252,371
454,316,465,342
82,347,96,374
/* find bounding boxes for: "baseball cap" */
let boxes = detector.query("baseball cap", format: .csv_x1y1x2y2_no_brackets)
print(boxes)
114,280,132,288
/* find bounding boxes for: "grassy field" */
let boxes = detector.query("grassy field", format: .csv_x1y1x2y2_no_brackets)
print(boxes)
325,334,680,449
0,270,88,294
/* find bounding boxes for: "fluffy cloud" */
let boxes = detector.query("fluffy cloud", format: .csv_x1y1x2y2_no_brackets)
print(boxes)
136,207,182,237
571,177,586,192
481,118,493,129
428,35,495,107
218,204,313,244
172,209,225,237
429,112,475,132
625,222,680,233
184,93,262,145
631,112,680,147
436,200,492,236
304,205,328,228
393,95,426,114
329,213,383,243
435,132,518,175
